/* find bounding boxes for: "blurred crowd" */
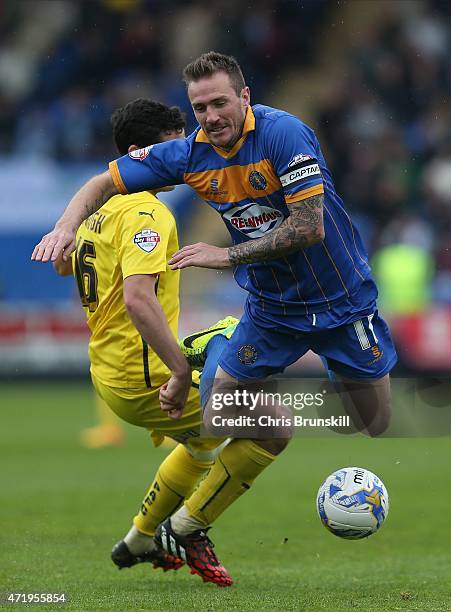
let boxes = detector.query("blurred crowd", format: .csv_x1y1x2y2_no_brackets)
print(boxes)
0,0,450,310
0,0,326,159
317,0,451,309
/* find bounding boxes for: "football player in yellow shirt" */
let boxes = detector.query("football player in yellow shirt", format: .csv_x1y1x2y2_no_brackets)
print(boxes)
53,98,282,587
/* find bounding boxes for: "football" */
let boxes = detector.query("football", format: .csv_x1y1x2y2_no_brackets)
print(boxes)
317,467,389,539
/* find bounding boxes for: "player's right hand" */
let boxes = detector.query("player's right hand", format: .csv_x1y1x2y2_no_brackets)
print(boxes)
31,224,77,262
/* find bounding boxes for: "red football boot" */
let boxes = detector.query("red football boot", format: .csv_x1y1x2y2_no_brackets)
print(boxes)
155,519,233,587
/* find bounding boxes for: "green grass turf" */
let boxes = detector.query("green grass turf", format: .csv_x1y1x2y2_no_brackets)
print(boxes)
1,382,450,611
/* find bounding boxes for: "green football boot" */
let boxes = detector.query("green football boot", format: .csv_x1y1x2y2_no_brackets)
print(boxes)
179,316,239,369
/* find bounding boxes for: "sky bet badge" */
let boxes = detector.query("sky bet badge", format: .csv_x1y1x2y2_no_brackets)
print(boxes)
238,345,258,365
134,229,160,253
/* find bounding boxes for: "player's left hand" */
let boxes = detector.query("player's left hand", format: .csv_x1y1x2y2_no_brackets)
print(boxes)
169,243,231,270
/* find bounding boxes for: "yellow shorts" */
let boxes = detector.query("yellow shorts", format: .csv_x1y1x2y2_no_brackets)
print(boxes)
91,372,222,452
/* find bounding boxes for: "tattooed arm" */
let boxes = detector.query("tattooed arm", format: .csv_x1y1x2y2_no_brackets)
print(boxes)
228,194,324,265
169,194,324,270
32,171,118,263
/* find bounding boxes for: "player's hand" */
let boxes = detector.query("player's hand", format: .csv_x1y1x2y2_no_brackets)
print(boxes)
169,243,231,270
31,222,77,263
159,369,191,420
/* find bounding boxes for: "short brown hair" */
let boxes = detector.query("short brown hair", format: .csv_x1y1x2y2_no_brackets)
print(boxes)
183,51,246,96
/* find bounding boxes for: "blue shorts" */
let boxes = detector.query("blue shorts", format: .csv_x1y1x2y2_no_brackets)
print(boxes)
218,306,397,381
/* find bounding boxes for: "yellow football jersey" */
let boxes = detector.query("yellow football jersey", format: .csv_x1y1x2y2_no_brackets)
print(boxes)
73,191,180,388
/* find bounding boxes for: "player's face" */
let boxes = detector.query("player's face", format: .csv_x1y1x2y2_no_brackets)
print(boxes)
188,71,250,151
158,128,185,191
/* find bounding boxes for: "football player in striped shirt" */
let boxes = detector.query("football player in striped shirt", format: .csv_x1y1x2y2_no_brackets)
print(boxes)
35,51,397,562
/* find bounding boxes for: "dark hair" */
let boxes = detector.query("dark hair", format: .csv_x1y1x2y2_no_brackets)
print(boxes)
111,98,185,156
183,51,246,96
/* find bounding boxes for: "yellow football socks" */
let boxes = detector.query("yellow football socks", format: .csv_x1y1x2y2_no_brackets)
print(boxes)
184,439,275,526
134,443,213,536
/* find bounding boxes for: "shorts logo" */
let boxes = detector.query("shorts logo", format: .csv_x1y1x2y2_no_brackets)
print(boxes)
238,345,257,365
223,203,284,238
249,171,267,190
134,229,160,253
288,153,313,168
129,146,152,161
372,346,381,359
367,346,384,366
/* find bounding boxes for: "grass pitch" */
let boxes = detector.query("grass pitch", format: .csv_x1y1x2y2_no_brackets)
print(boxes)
1,382,450,611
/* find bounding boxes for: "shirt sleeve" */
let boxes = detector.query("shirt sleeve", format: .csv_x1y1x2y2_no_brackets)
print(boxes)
109,139,189,195
266,114,324,204
116,204,175,279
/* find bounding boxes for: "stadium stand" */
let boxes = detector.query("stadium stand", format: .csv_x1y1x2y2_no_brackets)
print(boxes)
1,0,450,374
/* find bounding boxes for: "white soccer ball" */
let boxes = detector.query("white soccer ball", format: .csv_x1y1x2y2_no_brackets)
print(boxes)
316,467,389,539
